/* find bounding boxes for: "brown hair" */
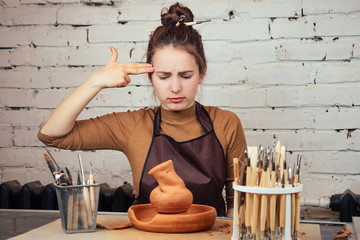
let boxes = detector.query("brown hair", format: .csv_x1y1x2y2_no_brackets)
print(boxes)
147,2,206,75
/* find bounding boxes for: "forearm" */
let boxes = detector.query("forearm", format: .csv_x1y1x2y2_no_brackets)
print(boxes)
40,77,102,137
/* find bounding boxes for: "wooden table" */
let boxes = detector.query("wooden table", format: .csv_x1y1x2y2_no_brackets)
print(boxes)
9,212,322,240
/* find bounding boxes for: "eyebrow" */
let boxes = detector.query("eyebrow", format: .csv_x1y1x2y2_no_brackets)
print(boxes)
155,70,194,74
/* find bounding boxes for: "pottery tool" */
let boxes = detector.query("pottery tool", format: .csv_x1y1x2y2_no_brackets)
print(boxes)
269,157,277,239
77,153,93,227
260,159,270,239
294,155,302,239
67,193,74,230
233,158,241,226
244,155,253,237
251,166,259,236
43,151,68,186
72,194,79,230
89,164,96,213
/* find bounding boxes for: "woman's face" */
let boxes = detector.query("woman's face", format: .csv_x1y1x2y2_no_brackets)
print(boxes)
150,46,205,111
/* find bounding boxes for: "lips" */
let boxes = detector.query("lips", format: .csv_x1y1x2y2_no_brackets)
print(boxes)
168,97,185,103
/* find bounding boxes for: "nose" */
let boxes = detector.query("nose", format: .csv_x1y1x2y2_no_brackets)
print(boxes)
170,77,181,93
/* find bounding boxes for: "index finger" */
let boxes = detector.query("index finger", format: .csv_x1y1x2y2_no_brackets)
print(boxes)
126,65,154,75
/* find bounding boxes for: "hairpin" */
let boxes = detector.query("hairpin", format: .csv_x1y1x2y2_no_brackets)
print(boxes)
175,15,185,27
147,19,211,32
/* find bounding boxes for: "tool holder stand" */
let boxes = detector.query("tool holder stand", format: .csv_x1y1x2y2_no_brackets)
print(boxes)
232,183,303,240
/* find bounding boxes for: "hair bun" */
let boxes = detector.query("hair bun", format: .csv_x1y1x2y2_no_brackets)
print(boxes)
161,2,194,26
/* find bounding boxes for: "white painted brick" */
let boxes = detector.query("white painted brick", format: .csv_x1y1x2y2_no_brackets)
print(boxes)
275,39,354,61
28,27,87,47
315,61,360,84
58,6,119,25
267,85,360,107
7,46,135,67
201,86,231,106
87,85,154,107
236,109,315,130
199,19,269,42
0,147,47,169
0,89,35,107
205,63,247,85
276,130,359,151
303,0,360,15
0,50,11,67
230,0,302,18
48,67,97,88
0,109,51,127
0,128,13,147
301,173,360,198
315,15,360,36
0,168,54,186
303,152,360,174
271,17,314,39
89,24,153,43
8,47,69,67
0,28,30,47
0,68,50,88
244,62,315,86
0,6,58,26
203,41,233,63
35,88,72,108
1,0,21,7
13,127,43,147
230,41,278,64
353,39,360,58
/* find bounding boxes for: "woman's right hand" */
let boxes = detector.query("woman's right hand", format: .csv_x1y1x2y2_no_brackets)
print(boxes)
90,46,154,89
39,46,154,137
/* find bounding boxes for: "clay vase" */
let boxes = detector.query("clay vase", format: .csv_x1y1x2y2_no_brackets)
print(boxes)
149,160,193,214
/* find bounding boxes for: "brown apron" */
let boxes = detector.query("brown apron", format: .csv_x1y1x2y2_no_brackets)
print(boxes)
133,102,226,216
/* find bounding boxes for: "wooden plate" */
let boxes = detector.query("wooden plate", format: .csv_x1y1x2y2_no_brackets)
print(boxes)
128,204,217,233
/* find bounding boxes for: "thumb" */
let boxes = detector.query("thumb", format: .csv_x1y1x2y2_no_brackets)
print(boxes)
106,46,118,65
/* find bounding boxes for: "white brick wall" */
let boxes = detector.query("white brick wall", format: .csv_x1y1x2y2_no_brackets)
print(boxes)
0,0,359,203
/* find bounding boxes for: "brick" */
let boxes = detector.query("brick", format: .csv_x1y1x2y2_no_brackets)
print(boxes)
87,85,154,107
271,17,314,39
230,41,278,64
35,88,72,108
0,89,35,107
303,0,360,15
315,15,360,36
205,63,247,85
0,50,11,67
198,19,269,41
0,109,51,127
230,0,302,18
88,24,152,43
203,41,233,63
244,62,316,85
0,128,13,147
275,39,353,61
7,46,135,67
301,173,359,198
303,152,360,174
275,130,360,151
267,85,360,107
235,109,315,130
315,62,360,84
0,28,30,48
58,5,119,25
1,0,20,7
13,127,43,147
28,27,87,47
0,147,46,168
0,6,58,26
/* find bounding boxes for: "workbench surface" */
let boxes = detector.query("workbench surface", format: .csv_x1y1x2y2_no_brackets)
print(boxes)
8,212,322,240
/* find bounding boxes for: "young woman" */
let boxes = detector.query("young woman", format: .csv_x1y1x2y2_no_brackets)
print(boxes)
38,2,246,217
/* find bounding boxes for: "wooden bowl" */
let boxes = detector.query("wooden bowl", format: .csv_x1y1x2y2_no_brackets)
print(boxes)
128,204,217,233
